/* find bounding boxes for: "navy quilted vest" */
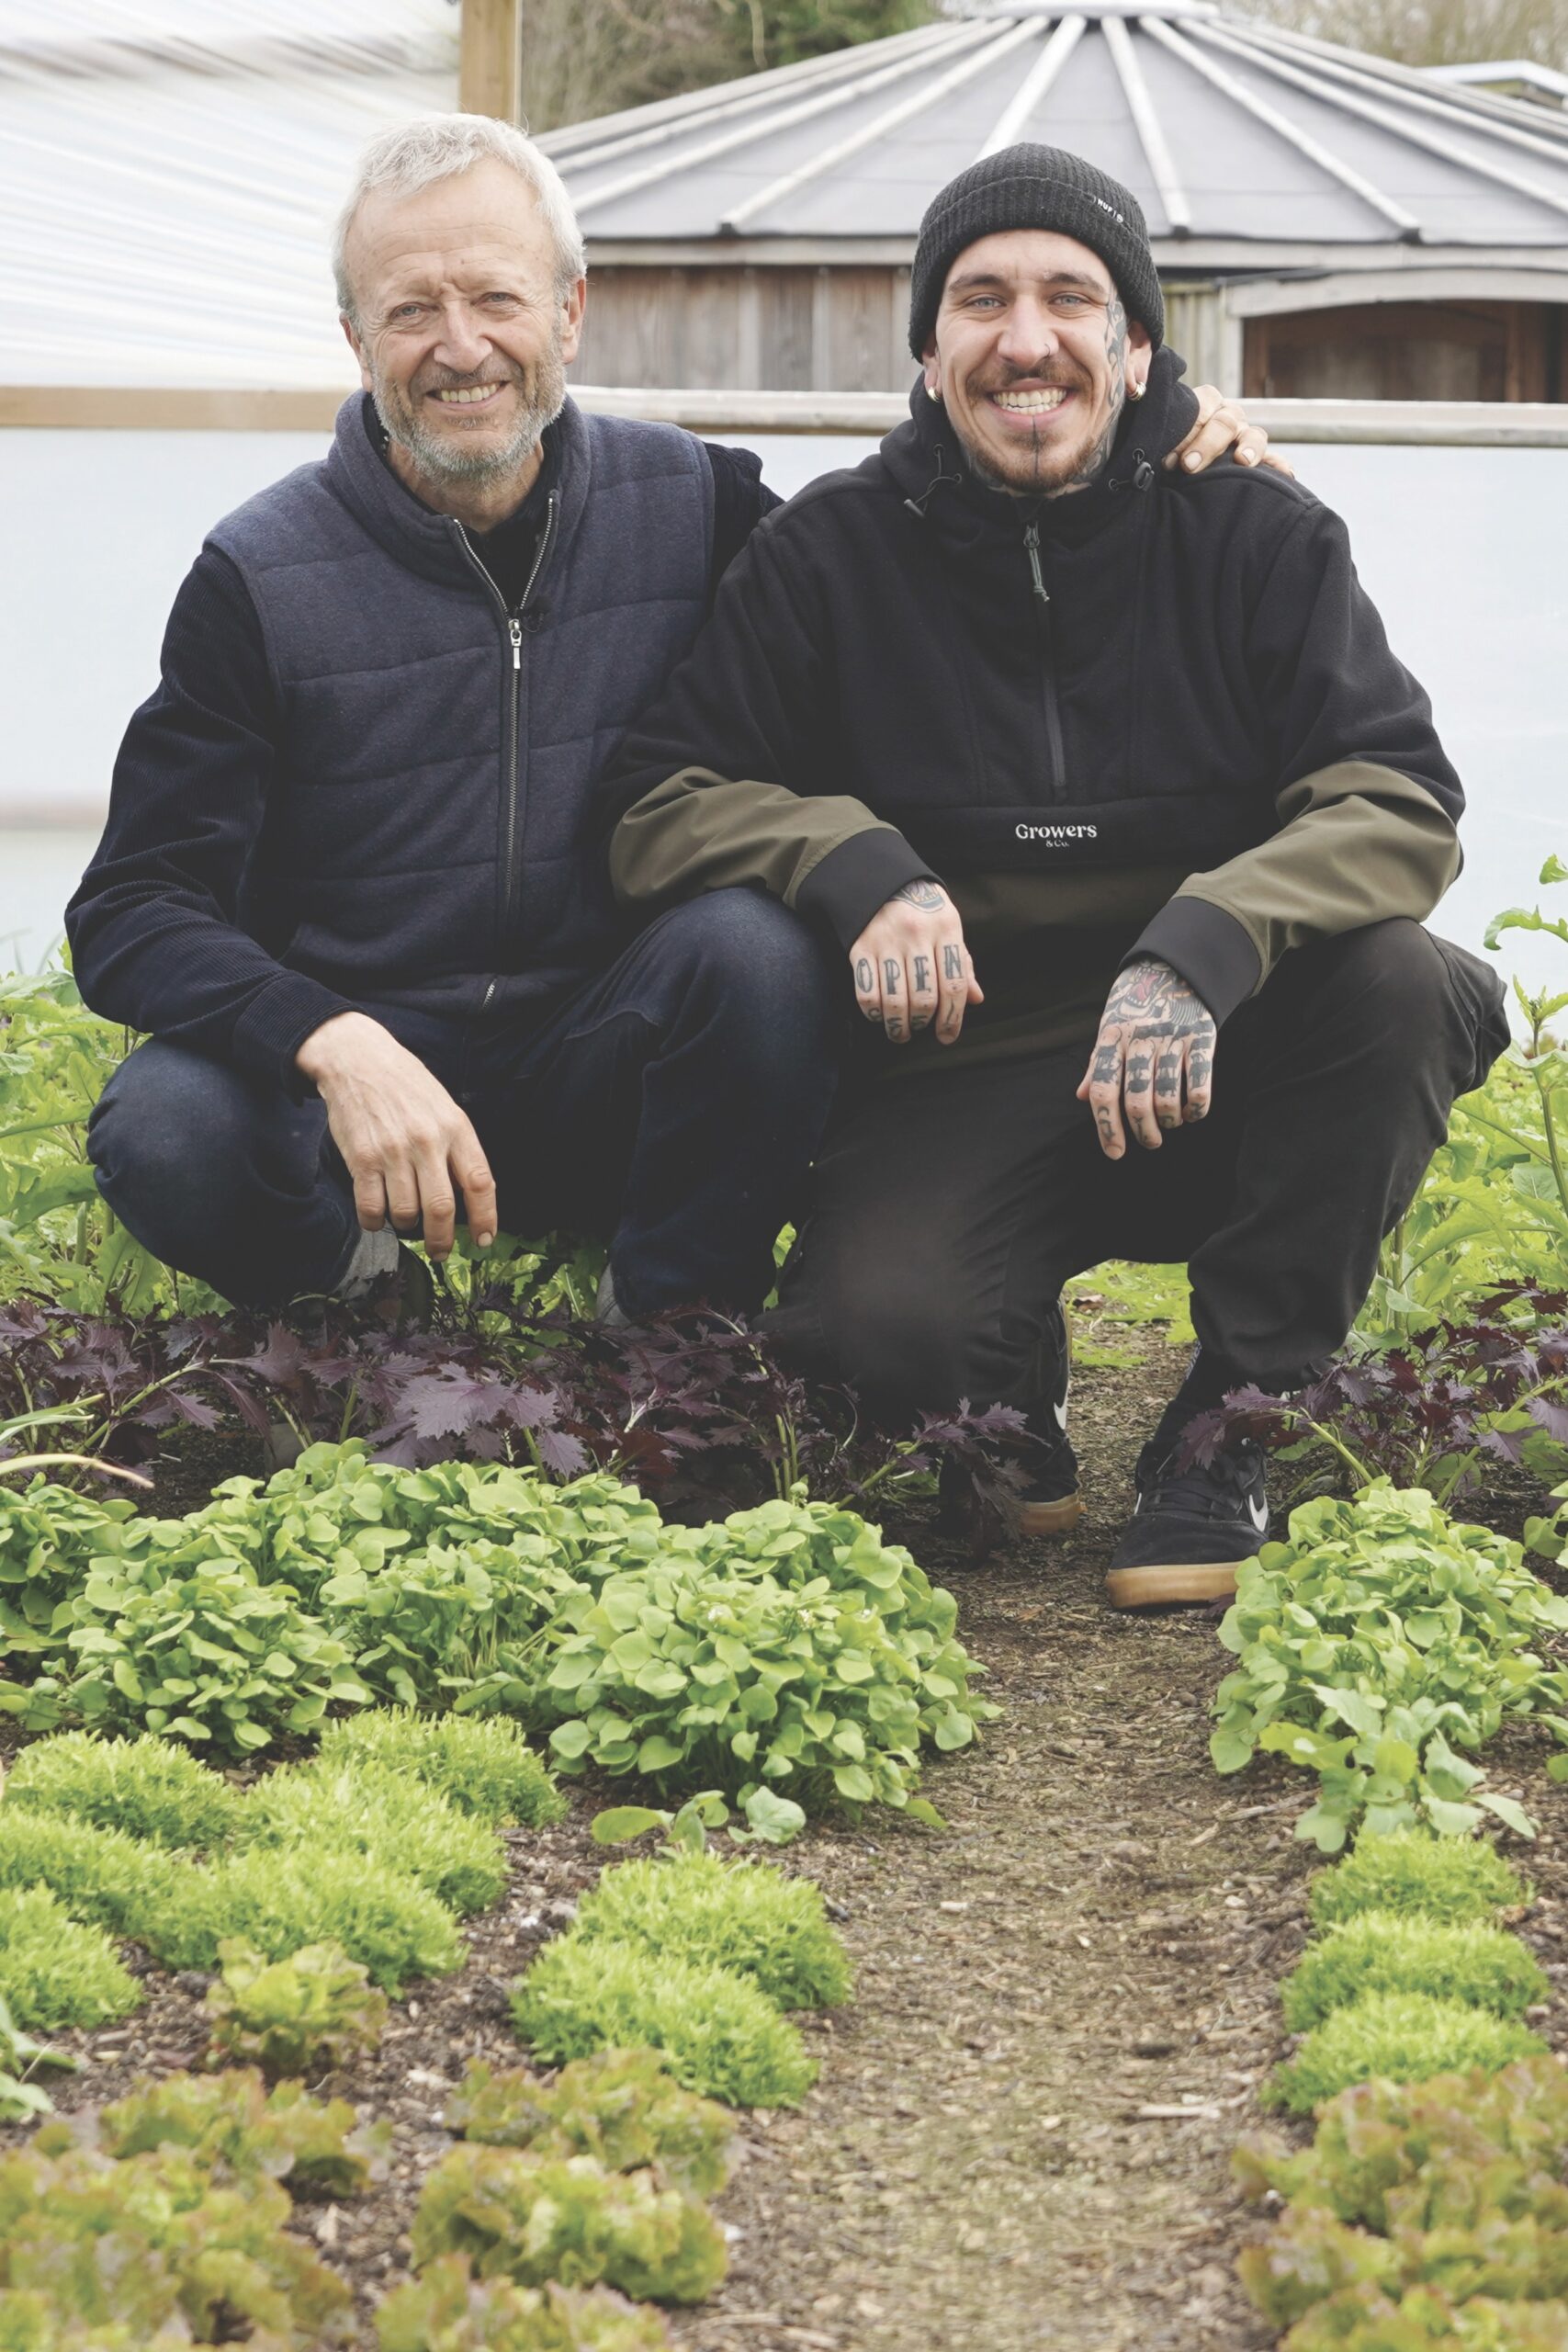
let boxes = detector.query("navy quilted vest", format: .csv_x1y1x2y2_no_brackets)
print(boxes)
208,392,713,1030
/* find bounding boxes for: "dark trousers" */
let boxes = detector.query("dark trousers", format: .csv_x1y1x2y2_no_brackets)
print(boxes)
87,889,840,1317
764,921,1509,1421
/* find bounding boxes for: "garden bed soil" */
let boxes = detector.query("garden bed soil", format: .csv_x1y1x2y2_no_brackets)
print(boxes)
15,1329,1568,2352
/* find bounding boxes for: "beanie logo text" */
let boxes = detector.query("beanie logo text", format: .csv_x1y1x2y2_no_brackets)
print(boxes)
1016,822,1099,842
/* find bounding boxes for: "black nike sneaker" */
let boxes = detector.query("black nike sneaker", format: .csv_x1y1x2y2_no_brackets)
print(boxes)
1105,1435,1269,1610
938,1300,1085,1539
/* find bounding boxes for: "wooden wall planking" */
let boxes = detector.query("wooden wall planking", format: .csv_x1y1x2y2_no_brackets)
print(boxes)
573,265,920,392
568,267,1565,402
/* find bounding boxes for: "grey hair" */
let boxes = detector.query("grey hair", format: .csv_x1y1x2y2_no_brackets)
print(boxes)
333,114,587,323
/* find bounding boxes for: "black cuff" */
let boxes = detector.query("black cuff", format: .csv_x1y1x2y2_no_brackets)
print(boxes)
794,829,938,950
230,973,359,1101
1125,897,1262,1027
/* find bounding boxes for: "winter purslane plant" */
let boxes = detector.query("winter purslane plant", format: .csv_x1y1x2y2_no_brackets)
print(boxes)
539,1495,993,1811
0,1451,992,1813
1209,1482,1568,1849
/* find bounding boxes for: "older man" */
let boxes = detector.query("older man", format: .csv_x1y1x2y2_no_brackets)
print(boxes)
600,146,1509,1605
69,117,1274,1324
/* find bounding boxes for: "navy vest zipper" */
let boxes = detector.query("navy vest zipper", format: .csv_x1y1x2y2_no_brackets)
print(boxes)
1023,518,1067,804
455,490,560,967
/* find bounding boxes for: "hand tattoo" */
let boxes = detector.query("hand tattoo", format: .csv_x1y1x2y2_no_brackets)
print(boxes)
1083,957,1218,1154
912,956,931,994
942,944,964,983
854,957,874,994
882,958,902,997
894,879,946,910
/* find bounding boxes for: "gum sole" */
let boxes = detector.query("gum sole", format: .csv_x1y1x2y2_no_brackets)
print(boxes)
1019,1492,1087,1537
1105,1560,1242,1611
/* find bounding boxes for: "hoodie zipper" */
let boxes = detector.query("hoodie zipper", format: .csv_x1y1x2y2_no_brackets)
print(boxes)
454,490,559,966
1022,519,1067,804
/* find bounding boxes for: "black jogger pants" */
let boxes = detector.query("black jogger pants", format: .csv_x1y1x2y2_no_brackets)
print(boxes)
764,920,1510,1423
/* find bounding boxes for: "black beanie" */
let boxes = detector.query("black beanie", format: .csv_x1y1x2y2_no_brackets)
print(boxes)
908,143,1164,359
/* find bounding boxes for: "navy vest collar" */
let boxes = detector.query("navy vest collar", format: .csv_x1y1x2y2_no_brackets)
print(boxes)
321,390,595,591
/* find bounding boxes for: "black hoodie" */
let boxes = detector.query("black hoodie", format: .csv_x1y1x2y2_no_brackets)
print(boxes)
599,350,1463,1065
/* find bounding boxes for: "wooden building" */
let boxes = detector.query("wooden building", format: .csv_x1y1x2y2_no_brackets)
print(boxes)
542,0,1568,402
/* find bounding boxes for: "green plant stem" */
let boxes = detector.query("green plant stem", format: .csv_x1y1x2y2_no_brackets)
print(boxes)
0,1453,152,1487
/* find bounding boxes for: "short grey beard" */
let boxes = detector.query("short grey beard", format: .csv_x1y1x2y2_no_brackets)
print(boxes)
372,335,567,489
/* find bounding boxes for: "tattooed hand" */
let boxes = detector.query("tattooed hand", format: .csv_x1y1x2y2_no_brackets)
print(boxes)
848,878,983,1046
1076,957,1216,1157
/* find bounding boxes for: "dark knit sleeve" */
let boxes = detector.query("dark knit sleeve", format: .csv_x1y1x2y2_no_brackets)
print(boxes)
65,547,355,1092
703,441,783,605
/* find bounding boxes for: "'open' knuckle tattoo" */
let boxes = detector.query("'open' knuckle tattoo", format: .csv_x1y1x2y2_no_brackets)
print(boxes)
942,943,964,983
882,957,902,996
912,955,931,994
854,956,874,994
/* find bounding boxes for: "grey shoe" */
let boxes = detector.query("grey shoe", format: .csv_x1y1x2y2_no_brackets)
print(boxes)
595,1265,633,1329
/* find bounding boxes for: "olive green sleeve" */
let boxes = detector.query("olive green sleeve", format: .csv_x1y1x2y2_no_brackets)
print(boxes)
1132,760,1462,1022
608,768,933,946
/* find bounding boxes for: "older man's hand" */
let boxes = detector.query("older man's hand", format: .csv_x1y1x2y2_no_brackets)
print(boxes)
848,879,983,1045
296,1011,497,1261
1170,386,1295,480
1077,958,1217,1158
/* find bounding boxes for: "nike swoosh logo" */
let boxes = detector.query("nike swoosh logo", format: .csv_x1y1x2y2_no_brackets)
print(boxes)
1247,1495,1269,1534
1053,1399,1068,1431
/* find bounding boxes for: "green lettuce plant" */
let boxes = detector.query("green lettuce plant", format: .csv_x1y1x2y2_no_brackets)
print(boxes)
205,1939,390,2077
409,2144,726,2303
1264,1991,1547,2117
1281,2286,1568,2352
0,1806,181,1938
1308,1833,1529,1930
512,1939,816,2109
99,2064,389,2197
149,1845,464,1990
0,2138,353,2343
1210,1483,1568,1849
316,1709,563,1826
0,1885,140,2030
569,1851,851,2012
446,2051,733,2201
237,1761,507,1917
1280,1915,1549,2030
1235,2056,1568,2233
376,2256,676,2351
5,1727,243,1849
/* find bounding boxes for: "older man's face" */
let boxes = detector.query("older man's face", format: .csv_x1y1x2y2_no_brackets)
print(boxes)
342,159,584,489
923,229,1150,495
